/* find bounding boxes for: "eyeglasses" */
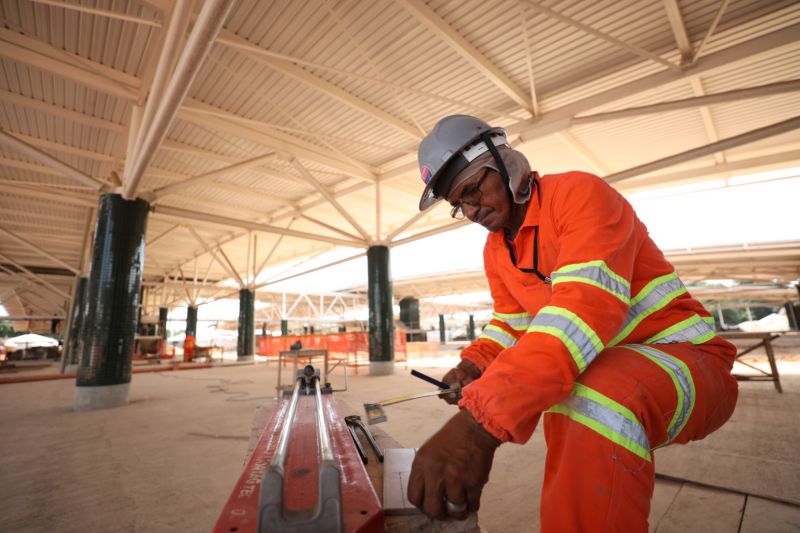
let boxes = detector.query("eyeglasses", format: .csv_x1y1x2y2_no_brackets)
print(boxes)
448,168,490,219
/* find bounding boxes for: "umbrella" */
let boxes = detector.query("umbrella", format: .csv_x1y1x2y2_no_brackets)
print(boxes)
4,333,59,351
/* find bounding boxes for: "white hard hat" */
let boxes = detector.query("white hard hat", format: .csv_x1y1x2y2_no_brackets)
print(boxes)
417,115,508,211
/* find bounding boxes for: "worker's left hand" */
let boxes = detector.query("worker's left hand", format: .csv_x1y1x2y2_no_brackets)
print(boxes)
407,408,501,520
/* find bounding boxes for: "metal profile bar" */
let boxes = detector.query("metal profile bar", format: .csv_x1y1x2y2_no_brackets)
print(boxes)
269,376,303,473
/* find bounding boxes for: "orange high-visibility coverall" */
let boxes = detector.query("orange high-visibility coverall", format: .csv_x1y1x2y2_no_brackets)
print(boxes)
458,171,738,532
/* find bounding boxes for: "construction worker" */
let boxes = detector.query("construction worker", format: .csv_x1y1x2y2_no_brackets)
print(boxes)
408,115,738,531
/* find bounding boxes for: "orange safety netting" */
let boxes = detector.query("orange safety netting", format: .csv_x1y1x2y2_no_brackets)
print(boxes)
256,331,407,371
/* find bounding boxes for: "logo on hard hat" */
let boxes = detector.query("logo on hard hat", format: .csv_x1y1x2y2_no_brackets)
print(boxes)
421,165,433,184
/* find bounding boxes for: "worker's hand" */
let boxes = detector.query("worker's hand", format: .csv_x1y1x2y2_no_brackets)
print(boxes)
408,408,501,520
440,359,482,404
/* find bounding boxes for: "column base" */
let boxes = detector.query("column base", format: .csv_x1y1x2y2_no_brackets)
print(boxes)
74,383,130,411
65,364,78,373
369,361,395,376
236,355,255,362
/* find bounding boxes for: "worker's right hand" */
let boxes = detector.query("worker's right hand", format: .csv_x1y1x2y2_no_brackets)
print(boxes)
440,359,482,404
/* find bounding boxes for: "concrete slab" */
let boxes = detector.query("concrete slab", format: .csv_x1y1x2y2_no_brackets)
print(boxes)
653,485,745,533
0,359,798,532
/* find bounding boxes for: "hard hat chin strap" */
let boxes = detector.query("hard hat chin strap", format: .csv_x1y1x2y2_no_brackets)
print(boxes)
479,131,513,200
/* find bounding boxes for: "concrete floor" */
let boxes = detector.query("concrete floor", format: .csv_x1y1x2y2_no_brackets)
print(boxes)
1,354,799,532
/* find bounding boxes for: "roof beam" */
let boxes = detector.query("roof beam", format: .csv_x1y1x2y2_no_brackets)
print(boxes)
511,23,800,143
179,101,377,181
572,79,800,124
0,90,125,133
5,132,115,163
524,0,680,71
149,153,278,199
0,184,97,207
186,225,244,287
30,0,161,27
662,0,693,63
151,205,366,248
0,28,139,101
606,116,800,184
217,30,422,140
0,130,105,190
0,253,70,300
395,0,533,114
690,78,725,164
122,0,236,199
0,226,80,275
291,159,372,242
618,149,800,192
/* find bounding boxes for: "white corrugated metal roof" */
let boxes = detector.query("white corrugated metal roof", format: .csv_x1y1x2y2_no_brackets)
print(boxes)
1,0,799,323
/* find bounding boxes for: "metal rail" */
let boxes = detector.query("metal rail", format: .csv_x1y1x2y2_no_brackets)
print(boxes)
270,376,303,472
314,376,334,462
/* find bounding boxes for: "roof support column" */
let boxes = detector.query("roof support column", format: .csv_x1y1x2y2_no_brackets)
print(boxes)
367,245,394,375
237,288,255,360
74,194,149,411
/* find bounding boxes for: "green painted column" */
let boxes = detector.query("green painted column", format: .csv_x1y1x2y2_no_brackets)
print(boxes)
158,307,169,340
63,276,88,371
280,319,288,336
399,297,424,341
186,305,198,337
74,194,149,411
367,245,394,375
468,314,476,341
439,314,446,344
237,288,255,359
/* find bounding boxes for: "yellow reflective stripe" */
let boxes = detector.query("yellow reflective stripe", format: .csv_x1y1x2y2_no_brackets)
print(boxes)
626,345,695,446
479,324,516,349
493,311,532,332
528,306,603,373
645,314,715,345
551,260,631,305
609,272,687,346
702,316,716,327
527,324,587,372
547,383,651,461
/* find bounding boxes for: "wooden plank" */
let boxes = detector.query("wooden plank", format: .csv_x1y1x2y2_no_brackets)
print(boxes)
383,448,419,515
654,485,744,533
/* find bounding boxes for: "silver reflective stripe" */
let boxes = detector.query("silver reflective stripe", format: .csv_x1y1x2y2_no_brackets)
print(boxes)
548,383,651,461
479,324,517,349
609,273,687,346
646,315,716,345
528,306,602,372
551,261,630,305
493,311,532,332
626,344,695,445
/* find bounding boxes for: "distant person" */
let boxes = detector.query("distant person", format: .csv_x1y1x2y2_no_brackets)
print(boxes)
408,115,738,531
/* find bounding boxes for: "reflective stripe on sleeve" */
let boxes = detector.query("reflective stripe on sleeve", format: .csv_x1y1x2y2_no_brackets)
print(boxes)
644,314,716,345
492,311,532,332
527,306,603,373
609,272,687,346
626,344,695,447
547,383,651,461
479,324,518,350
551,260,631,305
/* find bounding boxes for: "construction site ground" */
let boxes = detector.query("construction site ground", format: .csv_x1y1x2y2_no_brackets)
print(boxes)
1,342,799,532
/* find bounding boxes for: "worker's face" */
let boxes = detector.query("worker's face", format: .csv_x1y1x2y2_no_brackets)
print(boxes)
447,168,513,232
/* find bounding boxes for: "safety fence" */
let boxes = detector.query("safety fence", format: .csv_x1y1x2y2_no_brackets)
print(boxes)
256,331,408,372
